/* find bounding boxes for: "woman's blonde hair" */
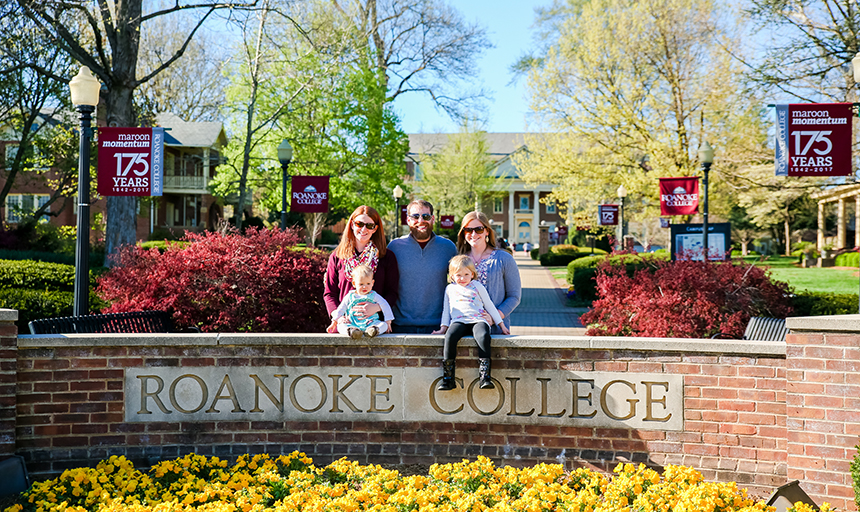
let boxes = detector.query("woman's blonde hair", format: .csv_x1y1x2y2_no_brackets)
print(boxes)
448,254,477,281
456,211,497,254
335,205,387,259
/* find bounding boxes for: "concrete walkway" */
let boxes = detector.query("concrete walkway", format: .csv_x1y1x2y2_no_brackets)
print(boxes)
508,250,588,336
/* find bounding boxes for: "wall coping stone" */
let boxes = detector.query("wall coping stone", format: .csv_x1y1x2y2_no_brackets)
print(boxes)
0,309,18,322
17,332,785,356
786,313,860,333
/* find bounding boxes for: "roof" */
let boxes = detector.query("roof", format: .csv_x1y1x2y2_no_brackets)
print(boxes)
155,112,227,148
407,132,529,160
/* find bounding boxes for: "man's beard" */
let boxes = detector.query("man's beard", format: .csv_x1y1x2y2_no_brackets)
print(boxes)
410,223,432,241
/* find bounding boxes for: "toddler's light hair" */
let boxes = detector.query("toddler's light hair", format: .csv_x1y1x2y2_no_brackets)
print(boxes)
352,264,374,283
448,254,477,281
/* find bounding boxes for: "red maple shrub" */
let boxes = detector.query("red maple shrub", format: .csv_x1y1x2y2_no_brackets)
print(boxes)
579,258,792,338
95,227,329,333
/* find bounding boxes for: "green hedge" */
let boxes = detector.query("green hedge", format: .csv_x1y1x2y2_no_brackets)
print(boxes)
835,251,859,267
0,259,81,292
791,291,858,317
0,288,74,329
567,253,670,302
540,251,592,267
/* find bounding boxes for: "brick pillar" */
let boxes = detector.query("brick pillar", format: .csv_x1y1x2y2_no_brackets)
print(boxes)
785,315,860,511
0,310,17,457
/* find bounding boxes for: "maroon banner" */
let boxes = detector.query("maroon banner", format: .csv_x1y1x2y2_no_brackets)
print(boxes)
598,204,618,226
440,215,455,229
775,103,853,177
659,177,699,216
97,127,164,197
400,206,407,225
290,176,329,213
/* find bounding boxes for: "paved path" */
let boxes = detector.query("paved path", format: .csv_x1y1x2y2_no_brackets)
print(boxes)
508,250,588,336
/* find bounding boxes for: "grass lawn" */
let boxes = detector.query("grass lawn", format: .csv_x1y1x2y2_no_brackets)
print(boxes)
737,255,860,295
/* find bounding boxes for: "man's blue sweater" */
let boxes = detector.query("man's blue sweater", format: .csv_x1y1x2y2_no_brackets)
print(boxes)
387,233,458,328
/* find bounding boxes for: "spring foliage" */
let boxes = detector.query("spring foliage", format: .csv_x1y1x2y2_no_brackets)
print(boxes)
95,227,328,333
580,258,792,338
6,452,827,512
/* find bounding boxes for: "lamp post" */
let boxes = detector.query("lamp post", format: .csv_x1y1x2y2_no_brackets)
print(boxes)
393,185,403,238
277,139,293,230
69,66,100,317
698,141,715,261
616,184,627,249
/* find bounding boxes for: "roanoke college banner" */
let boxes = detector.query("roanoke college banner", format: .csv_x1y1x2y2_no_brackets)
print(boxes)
291,176,329,213
659,177,699,216
598,204,618,225
97,127,164,196
774,103,853,177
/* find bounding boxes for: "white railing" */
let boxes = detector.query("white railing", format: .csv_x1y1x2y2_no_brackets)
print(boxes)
164,175,206,190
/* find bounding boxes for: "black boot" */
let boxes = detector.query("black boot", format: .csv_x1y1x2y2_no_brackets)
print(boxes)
479,358,494,389
438,359,456,391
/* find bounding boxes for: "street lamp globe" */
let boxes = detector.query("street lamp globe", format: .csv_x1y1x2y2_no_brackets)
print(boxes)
852,52,860,83
698,141,714,165
616,184,627,198
393,185,403,199
69,66,100,107
277,139,293,165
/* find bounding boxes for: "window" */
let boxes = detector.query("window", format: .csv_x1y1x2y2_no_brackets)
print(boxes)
5,194,49,223
4,144,18,168
546,201,556,214
519,196,529,210
494,197,503,213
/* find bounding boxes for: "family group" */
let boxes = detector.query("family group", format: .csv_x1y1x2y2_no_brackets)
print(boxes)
323,200,522,391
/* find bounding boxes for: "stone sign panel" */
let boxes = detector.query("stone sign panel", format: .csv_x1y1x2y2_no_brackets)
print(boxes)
126,367,683,430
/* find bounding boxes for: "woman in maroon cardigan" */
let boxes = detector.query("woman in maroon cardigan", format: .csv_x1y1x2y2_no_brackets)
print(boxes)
324,205,399,333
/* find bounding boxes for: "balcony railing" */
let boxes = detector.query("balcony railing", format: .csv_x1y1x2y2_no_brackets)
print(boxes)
164,175,206,190
514,208,534,215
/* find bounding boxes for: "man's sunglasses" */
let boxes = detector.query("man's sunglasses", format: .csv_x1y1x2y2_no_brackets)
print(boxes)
408,213,433,221
353,221,376,230
463,226,486,234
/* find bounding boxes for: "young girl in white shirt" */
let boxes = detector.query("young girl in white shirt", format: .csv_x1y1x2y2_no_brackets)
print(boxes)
432,255,509,391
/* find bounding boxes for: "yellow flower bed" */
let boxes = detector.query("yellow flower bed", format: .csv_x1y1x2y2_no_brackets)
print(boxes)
3,452,832,512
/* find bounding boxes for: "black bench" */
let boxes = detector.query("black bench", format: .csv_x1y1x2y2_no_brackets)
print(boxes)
28,310,189,335
711,316,788,342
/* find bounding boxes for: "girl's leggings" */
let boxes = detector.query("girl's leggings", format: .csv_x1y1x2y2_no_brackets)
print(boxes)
443,321,491,359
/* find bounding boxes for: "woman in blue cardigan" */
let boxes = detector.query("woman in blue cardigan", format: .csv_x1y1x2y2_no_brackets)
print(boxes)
456,211,522,334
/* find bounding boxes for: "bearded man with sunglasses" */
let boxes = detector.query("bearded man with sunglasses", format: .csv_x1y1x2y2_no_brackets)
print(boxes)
387,200,458,333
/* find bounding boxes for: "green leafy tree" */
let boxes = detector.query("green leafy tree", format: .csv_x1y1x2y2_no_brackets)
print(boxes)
213,4,408,236
12,0,259,260
417,123,502,221
513,0,768,229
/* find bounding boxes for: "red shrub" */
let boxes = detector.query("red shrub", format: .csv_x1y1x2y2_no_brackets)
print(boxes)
95,227,329,332
579,258,792,338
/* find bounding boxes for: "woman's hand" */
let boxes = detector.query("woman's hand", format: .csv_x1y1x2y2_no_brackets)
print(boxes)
351,301,381,318
499,323,510,335
481,311,494,325
432,325,448,335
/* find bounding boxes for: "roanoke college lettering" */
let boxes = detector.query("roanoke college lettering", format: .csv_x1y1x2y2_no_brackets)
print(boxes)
126,367,684,430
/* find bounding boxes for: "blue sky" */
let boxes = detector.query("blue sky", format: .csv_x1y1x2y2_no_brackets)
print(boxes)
392,0,545,135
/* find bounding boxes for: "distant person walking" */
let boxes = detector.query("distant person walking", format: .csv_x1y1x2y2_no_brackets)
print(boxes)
324,206,398,333
387,200,457,333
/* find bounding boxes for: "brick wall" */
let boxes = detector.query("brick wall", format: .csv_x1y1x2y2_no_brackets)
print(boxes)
0,310,16,457
785,316,860,510
9,314,860,510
